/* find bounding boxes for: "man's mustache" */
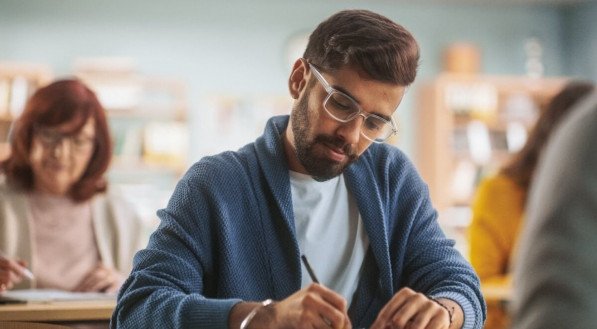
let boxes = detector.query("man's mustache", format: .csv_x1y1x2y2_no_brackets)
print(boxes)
314,134,357,159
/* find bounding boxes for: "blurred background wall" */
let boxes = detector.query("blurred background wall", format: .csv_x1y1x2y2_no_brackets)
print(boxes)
1,0,595,159
1,0,595,232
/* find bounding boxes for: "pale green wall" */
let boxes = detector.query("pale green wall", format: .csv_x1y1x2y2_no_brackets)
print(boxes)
0,0,595,160
562,2,597,80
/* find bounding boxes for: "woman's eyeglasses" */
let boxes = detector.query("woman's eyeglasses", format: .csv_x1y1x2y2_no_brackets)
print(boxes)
35,128,95,151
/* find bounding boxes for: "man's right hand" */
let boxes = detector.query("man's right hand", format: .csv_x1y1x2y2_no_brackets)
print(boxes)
230,283,352,329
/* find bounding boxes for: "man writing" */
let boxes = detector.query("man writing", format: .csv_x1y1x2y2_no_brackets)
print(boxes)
112,9,485,329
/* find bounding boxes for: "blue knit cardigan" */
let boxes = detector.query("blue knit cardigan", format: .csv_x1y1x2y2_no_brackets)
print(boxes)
112,115,485,328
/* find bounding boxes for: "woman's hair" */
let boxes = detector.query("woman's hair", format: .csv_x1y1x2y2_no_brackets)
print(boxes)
501,80,595,199
1,78,112,201
303,9,420,86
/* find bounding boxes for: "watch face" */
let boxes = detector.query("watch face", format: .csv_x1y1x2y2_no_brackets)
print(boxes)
285,32,309,69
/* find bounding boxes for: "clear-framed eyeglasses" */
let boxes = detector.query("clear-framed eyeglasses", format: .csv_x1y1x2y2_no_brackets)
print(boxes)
34,126,95,152
308,62,398,143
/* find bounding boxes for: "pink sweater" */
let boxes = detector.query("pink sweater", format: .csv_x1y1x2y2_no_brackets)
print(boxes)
28,192,99,291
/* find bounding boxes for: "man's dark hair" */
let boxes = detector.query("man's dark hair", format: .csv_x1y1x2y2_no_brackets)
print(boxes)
303,9,420,86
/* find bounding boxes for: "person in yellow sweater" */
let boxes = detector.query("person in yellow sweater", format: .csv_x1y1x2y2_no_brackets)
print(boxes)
468,80,594,329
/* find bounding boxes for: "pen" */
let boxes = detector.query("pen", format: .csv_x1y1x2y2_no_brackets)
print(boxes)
0,250,35,280
20,267,35,280
300,254,320,284
302,255,364,328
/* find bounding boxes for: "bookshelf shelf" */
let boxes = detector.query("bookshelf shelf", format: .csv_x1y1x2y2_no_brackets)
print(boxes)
415,73,567,223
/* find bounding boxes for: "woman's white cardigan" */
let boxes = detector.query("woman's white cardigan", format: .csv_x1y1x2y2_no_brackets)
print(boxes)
0,178,146,289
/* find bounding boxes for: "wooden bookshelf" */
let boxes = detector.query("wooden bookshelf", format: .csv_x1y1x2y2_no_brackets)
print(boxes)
415,73,567,224
0,62,53,160
73,66,189,178
73,61,190,231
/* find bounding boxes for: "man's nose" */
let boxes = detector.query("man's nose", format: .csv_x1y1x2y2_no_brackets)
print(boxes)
336,115,364,145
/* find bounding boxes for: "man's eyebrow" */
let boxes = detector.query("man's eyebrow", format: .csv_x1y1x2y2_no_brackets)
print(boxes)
331,84,361,104
330,83,393,122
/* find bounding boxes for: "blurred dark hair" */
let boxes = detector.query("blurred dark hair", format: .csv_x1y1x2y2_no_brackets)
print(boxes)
1,78,112,201
303,9,420,86
501,80,595,199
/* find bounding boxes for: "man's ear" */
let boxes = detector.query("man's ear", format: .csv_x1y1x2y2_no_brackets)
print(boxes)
288,59,308,100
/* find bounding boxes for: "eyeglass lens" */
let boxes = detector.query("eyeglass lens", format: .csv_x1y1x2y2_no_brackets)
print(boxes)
324,92,394,142
37,129,94,150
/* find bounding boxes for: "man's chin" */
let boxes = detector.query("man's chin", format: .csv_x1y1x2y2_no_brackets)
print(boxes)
306,159,348,181
297,142,356,180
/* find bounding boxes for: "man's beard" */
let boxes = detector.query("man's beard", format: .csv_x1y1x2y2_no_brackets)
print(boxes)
290,91,358,182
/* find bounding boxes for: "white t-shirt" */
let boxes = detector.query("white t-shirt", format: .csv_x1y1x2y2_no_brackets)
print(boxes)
290,171,369,304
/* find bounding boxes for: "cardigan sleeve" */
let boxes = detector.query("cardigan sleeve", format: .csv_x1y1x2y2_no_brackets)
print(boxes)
111,164,242,329
404,194,486,329
388,160,486,329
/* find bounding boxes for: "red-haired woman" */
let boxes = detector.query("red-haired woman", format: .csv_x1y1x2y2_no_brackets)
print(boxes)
0,79,144,293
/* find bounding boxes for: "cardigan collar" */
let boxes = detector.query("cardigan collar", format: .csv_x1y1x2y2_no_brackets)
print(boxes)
254,115,393,308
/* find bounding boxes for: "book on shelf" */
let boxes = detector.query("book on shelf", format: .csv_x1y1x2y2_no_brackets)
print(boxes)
142,121,189,169
450,160,478,205
466,120,492,165
0,76,32,120
0,78,10,118
444,81,498,122
8,76,29,119
92,80,142,111
505,121,528,153
114,125,144,163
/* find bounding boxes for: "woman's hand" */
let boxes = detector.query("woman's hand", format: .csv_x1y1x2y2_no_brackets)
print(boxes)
73,263,123,293
0,256,29,292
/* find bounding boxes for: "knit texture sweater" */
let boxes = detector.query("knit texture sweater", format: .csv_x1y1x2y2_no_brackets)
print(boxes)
112,115,485,328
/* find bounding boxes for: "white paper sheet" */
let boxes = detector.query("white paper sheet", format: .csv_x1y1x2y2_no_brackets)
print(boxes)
0,289,116,303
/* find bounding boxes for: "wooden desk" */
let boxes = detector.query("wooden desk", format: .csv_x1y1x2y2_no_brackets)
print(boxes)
0,300,115,322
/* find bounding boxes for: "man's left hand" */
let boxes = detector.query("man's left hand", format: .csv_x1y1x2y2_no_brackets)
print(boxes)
370,287,457,329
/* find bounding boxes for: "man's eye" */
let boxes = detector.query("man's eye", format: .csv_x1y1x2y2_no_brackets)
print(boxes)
329,94,353,111
365,119,383,131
